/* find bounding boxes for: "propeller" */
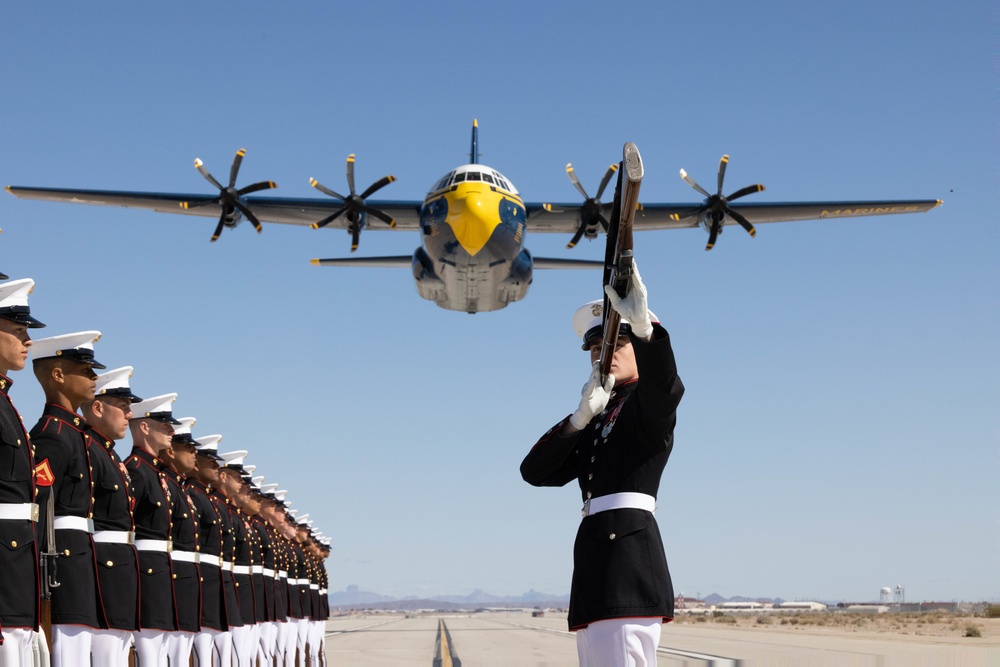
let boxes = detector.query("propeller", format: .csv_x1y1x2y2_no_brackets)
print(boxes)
180,149,277,242
308,154,397,252
563,162,617,249
671,155,765,250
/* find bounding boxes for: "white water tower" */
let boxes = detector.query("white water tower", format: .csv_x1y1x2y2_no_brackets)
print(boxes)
894,584,905,605
879,587,892,604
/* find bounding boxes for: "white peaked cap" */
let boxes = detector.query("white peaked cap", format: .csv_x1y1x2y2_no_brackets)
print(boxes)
251,476,265,487
572,300,658,348
297,513,310,525
131,393,179,423
173,417,196,436
274,489,287,501
288,509,299,518
260,483,278,494
0,278,34,309
95,366,142,401
195,434,222,451
243,464,256,476
219,450,248,468
32,330,105,367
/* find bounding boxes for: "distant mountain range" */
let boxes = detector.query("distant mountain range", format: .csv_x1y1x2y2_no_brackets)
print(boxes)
329,585,569,610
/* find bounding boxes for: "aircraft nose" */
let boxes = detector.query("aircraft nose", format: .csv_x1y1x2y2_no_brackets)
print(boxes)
445,186,502,256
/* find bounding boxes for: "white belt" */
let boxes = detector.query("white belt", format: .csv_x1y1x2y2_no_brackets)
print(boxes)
233,564,251,575
278,571,288,579
54,516,94,532
135,539,173,553
263,568,275,578
309,584,319,590
93,530,133,544
0,503,39,521
171,550,199,564
199,554,221,567
223,560,234,572
320,588,327,595
582,492,656,517
251,565,264,575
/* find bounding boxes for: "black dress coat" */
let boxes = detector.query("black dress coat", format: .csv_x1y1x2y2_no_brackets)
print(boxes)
0,375,39,633
164,466,201,633
86,426,139,631
125,447,177,631
187,479,226,631
521,326,684,630
230,505,256,626
210,490,243,629
31,404,104,628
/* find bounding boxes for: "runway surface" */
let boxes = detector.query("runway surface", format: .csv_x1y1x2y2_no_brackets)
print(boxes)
324,612,999,665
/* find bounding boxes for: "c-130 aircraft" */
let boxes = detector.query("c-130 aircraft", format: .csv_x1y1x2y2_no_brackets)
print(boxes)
7,120,940,313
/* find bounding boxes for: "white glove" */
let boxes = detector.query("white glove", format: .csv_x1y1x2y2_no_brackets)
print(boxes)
569,361,615,430
604,262,652,339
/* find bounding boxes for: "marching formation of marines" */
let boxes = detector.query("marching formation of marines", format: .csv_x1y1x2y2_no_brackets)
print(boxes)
0,278,331,666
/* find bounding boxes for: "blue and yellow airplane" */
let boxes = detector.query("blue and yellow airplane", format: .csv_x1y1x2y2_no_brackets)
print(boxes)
6,121,940,313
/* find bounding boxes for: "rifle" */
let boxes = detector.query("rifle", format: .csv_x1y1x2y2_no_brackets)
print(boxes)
598,142,644,385
39,489,59,653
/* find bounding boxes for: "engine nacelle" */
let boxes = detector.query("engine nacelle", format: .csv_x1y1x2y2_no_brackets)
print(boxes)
498,249,533,304
411,247,446,303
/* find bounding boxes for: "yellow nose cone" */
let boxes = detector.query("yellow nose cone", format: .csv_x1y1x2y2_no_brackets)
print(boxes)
444,183,505,256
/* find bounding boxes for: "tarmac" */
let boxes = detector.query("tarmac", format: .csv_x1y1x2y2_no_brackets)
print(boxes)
323,611,1000,666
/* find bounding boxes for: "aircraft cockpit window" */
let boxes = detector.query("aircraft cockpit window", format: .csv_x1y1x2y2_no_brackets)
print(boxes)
482,174,495,185
498,178,511,190
453,172,466,183
467,172,482,181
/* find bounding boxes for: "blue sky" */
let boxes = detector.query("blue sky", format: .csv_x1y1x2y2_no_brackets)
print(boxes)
2,1,995,603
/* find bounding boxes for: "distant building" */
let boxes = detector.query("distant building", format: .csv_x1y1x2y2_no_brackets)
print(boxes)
774,601,827,611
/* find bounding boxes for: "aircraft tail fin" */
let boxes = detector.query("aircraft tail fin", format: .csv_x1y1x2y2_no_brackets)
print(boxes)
470,119,479,164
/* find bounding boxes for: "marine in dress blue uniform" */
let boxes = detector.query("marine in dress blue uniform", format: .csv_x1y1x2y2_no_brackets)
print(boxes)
0,279,44,667
80,366,142,666
126,393,181,666
31,331,108,667
219,450,256,666
521,266,684,666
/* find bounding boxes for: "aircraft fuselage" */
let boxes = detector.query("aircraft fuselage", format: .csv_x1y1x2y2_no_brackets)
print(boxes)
412,163,530,313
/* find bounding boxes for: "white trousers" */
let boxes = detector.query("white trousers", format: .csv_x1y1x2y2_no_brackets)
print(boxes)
296,618,309,661
165,630,194,667
51,625,92,667
134,628,168,667
231,624,254,667
576,617,661,667
193,628,231,667
257,621,277,662
0,627,34,667
275,621,296,666
90,629,132,667
307,619,323,662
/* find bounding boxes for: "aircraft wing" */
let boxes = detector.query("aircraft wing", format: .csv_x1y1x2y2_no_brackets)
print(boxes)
524,199,943,234
4,186,425,231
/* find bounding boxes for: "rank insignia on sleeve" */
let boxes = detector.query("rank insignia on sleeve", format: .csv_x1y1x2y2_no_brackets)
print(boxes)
35,459,55,487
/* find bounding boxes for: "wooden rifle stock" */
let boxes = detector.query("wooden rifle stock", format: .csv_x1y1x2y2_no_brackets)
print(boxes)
599,143,643,385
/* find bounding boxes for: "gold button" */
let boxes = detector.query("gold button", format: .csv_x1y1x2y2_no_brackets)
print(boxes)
11,540,17,548
147,569,153,574
172,574,176,579
114,485,119,490
200,577,204,582
156,502,161,507
609,533,616,540
106,560,113,567
235,582,239,587
64,549,71,556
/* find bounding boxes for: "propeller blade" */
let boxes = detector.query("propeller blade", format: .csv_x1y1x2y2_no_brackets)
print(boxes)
705,219,720,251
237,180,277,196
595,164,618,200
727,184,766,202
194,159,225,191
668,206,702,222
717,155,729,195
359,175,397,200
725,207,757,238
180,197,220,210
229,149,246,188
233,200,263,234
309,178,346,201
350,224,360,252
364,206,396,228
566,225,586,249
597,212,610,232
210,211,227,243
310,207,346,230
346,154,356,196
565,164,590,199
679,169,711,198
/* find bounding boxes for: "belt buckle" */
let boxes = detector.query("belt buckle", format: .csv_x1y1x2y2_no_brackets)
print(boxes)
581,498,591,517
87,518,95,533
127,531,135,545
166,539,173,553
30,503,39,523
